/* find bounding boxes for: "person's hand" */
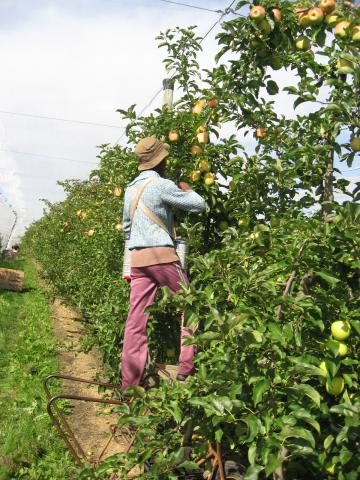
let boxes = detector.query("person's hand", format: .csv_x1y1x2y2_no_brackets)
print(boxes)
179,182,193,192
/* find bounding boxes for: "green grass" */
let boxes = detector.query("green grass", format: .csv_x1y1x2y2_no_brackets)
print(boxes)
0,258,77,479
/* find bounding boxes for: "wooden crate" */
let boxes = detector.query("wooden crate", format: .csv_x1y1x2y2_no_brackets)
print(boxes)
0,268,24,292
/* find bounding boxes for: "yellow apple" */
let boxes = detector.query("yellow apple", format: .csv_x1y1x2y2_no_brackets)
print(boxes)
350,137,360,151
204,172,215,186
336,58,354,74
87,229,94,237
192,99,206,115
352,25,360,41
326,377,344,395
114,186,122,197
196,125,206,133
295,36,311,51
334,20,350,38
168,130,180,142
325,13,340,28
115,223,122,231
190,170,201,182
331,320,351,341
191,145,203,156
198,159,211,172
298,12,311,27
197,132,209,144
336,342,348,357
319,361,328,376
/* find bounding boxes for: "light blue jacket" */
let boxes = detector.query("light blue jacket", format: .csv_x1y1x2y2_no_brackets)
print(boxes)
122,170,206,249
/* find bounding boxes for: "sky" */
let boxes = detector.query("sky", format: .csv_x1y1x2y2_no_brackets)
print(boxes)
0,0,358,247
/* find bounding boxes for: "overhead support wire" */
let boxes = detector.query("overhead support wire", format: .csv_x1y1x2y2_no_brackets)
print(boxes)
0,148,98,166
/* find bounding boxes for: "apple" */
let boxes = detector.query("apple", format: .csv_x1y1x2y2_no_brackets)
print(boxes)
268,56,283,70
334,20,350,37
114,186,122,197
352,25,360,41
197,132,209,144
238,217,250,228
208,99,218,108
102,407,112,415
350,137,360,151
256,127,266,138
307,7,324,25
192,99,206,115
325,13,340,28
80,211,87,220
76,209,82,217
258,19,272,35
331,320,351,341
249,5,266,21
320,361,328,376
204,172,215,186
115,223,122,231
198,159,211,172
326,465,336,475
196,125,206,133
336,341,348,357
86,229,94,237
168,130,179,142
271,8,281,22
219,220,229,231
298,12,311,27
319,0,336,14
190,170,201,182
326,377,344,395
191,145,203,156
295,36,311,51
336,58,354,74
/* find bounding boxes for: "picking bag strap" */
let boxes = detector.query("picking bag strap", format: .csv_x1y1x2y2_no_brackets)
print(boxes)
138,200,173,238
130,178,154,220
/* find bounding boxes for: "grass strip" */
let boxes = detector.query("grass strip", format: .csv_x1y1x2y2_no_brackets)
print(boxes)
0,257,77,479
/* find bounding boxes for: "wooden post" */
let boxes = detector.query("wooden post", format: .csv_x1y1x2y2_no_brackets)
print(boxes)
162,78,175,109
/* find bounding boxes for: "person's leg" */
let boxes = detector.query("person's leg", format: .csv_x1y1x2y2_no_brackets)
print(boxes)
148,262,196,377
121,268,158,391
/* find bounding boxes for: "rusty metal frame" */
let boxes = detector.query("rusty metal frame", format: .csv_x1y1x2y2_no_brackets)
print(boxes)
44,373,230,479
44,374,130,466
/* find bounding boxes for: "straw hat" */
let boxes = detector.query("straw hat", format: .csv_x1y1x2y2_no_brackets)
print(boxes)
134,135,170,171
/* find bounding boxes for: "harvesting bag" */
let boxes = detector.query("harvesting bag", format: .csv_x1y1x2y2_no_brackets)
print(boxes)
122,178,188,280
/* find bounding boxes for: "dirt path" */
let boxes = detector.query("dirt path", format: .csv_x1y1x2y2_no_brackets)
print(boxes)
51,298,125,461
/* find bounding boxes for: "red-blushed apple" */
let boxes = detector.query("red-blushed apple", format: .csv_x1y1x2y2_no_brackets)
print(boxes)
298,12,311,27
271,8,281,22
334,20,350,37
295,36,311,50
207,99,218,108
319,0,336,14
325,13,340,28
192,99,206,115
191,145,203,156
249,5,265,21
198,159,211,173
256,127,266,138
197,131,209,144
190,170,201,182
352,25,360,41
336,58,354,74
168,130,179,142
307,7,324,25
204,172,215,186
350,136,360,151
196,125,206,133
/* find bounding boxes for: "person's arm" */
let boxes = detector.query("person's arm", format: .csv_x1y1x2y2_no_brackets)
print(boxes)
160,179,206,212
122,191,131,240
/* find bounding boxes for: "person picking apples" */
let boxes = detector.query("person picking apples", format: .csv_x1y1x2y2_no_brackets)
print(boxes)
121,135,206,391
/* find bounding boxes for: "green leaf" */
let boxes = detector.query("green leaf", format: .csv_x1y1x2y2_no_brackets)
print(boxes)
215,427,223,443
324,434,334,450
177,460,200,471
289,384,321,407
253,378,270,407
240,415,260,443
315,270,340,286
244,464,264,480
266,80,279,95
248,443,257,465
279,426,315,448
265,454,283,476
293,409,321,434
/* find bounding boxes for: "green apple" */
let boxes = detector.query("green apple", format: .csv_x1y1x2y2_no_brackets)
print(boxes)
352,25,360,42
258,19,272,35
295,36,311,51
219,220,229,231
350,137,360,151
326,377,344,395
320,361,328,376
337,342,348,357
331,320,351,341
336,58,354,74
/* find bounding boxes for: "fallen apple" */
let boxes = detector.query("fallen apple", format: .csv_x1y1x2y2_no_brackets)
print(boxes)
87,229,95,237
114,186,122,197
115,223,123,231
331,320,351,341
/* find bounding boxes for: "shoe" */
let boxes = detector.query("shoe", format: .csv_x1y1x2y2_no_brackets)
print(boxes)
176,374,189,381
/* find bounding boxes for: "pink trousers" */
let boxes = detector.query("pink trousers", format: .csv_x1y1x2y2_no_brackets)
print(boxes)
121,262,195,391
